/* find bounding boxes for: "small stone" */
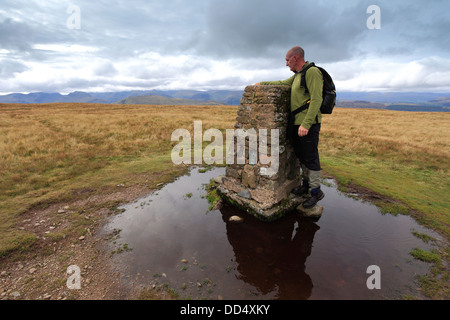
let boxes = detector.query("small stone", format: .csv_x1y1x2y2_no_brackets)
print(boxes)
29,268,37,274
229,216,244,223
43,293,52,300
197,282,202,287
213,175,225,184
78,236,85,241
57,209,66,214
181,259,188,264
297,204,323,219
11,291,20,298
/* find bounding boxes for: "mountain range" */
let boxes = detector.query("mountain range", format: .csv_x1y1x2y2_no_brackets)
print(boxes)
0,90,449,112
0,90,243,105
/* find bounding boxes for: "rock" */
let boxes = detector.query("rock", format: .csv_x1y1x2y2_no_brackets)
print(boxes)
213,175,225,184
78,236,85,241
57,209,66,214
63,206,70,210
242,165,257,188
238,189,251,199
229,216,244,223
29,268,37,274
43,293,52,300
296,204,323,219
181,259,188,264
11,291,20,298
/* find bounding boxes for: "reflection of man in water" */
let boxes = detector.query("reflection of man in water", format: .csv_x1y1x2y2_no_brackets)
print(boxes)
221,205,320,300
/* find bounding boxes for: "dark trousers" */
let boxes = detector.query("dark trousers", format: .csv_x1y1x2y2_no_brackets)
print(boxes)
291,123,321,171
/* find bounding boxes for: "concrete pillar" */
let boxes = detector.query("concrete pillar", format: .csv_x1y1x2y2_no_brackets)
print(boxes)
216,85,306,221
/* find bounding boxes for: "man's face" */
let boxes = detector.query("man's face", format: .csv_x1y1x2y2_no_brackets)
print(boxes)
285,53,298,72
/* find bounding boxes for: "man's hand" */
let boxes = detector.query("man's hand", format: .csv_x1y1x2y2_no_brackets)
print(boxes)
298,126,309,137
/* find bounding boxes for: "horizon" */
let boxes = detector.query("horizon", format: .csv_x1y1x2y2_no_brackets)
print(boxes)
1,1,450,95
2,88,450,96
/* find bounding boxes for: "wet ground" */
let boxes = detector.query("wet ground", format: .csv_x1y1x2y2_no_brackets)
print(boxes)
104,167,441,300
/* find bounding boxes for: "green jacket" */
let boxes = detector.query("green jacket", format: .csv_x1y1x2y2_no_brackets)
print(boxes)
260,61,323,129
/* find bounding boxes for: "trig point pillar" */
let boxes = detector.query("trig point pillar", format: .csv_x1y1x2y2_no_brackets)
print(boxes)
216,85,305,221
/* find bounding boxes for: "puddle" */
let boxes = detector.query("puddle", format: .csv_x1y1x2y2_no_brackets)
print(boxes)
104,167,442,300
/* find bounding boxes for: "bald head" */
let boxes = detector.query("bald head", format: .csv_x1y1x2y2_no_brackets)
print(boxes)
288,46,305,60
285,46,305,73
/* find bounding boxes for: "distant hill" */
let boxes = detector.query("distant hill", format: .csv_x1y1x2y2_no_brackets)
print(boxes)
0,91,108,104
336,100,386,109
116,95,222,105
1,90,450,111
429,97,450,107
0,90,243,105
336,92,450,104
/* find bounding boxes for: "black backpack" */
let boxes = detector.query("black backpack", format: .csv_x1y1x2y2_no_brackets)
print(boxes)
299,62,336,114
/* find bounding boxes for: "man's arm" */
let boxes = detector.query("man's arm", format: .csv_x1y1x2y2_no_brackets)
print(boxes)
255,75,296,86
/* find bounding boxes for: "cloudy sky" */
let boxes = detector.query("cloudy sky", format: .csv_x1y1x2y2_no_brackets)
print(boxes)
1,0,449,94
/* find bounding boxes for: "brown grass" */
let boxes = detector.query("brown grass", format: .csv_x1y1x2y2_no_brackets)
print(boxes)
0,103,448,253
0,103,237,255
321,108,450,169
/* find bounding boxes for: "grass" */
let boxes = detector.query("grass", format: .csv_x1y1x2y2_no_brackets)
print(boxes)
320,108,450,236
0,102,236,257
0,103,448,299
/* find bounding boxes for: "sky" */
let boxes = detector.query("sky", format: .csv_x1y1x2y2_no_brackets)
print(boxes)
1,0,450,94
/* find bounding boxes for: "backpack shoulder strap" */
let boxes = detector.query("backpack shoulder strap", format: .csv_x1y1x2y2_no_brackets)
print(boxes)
300,62,316,94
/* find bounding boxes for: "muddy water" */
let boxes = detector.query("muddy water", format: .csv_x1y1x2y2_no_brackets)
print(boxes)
104,167,441,300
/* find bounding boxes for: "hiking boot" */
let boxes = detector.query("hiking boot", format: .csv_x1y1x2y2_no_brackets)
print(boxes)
302,188,324,208
292,182,309,196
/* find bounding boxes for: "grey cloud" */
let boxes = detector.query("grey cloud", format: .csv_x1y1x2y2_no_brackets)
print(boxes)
0,59,29,78
0,16,35,53
178,0,368,63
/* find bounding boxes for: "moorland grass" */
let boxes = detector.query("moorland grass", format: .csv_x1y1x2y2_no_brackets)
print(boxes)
0,103,448,297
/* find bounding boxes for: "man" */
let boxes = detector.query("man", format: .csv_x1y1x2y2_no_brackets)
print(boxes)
255,46,324,208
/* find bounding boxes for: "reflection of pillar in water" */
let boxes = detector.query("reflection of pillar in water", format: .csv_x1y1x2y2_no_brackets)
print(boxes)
220,205,319,300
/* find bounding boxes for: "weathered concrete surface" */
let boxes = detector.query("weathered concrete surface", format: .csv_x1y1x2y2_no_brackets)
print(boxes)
217,85,305,221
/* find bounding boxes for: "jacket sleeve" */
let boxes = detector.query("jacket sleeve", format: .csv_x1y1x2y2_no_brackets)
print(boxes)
260,75,295,86
301,67,323,130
